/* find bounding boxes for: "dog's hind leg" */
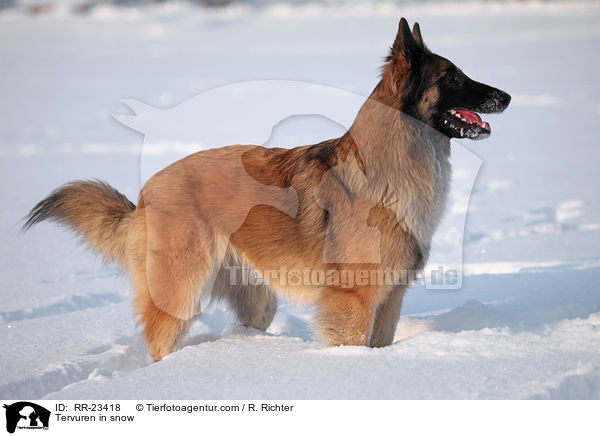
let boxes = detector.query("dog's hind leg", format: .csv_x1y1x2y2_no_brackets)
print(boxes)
128,211,223,361
132,274,195,361
227,283,277,331
368,286,406,347
213,263,278,331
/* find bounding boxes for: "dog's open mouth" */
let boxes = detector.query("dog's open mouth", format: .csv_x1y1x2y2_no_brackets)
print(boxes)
443,109,491,140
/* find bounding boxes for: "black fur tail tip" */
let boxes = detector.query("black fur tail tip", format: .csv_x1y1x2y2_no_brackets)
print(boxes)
21,187,66,233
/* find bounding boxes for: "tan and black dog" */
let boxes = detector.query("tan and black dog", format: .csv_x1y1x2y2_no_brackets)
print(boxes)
24,18,510,361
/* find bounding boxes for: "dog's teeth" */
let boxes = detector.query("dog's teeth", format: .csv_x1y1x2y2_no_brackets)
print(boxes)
460,128,464,136
450,109,456,114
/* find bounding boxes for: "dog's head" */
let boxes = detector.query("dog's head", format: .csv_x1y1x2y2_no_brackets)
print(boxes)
378,18,511,140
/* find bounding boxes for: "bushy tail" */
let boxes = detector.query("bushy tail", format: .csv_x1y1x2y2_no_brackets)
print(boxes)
22,180,136,267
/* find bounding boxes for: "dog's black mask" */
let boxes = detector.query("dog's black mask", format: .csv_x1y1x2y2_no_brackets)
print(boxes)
427,57,511,140
384,19,511,140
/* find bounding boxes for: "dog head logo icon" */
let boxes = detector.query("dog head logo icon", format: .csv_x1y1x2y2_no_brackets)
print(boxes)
3,402,50,434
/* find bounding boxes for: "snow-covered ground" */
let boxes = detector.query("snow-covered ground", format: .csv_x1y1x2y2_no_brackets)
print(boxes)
1,1,600,399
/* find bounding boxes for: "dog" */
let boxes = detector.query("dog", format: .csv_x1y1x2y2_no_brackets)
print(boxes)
23,18,510,361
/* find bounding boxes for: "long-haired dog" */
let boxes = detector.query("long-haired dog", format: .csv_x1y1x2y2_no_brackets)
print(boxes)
24,18,510,360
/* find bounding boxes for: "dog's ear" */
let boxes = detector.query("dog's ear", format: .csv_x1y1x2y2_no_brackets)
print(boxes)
392,18,418,65
379,18,419,97
412,22,425,49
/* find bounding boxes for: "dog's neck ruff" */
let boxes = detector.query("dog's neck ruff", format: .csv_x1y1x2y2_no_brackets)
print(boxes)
331,98,452,261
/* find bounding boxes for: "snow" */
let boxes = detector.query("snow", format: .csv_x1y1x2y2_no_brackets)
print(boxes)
1,0,600,400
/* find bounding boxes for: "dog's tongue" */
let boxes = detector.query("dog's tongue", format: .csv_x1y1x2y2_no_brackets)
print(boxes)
456,109,490,131
456,109,481,124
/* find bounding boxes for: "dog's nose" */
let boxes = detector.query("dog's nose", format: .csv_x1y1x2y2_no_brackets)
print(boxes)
500,91,511,109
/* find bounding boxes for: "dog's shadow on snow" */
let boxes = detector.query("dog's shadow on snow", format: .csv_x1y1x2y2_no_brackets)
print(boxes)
396,264,600,342
429,299,508,333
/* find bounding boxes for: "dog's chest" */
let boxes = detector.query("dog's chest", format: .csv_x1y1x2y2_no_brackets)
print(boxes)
426,146,452,239
386,141,451,255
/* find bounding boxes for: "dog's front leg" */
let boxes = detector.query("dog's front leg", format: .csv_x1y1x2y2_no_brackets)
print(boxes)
369,285,406,347
315,287,377,346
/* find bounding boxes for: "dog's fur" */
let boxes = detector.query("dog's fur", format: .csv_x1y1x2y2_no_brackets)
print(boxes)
23,19,510,360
